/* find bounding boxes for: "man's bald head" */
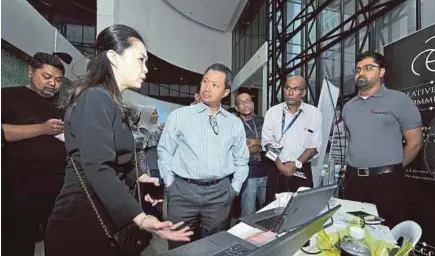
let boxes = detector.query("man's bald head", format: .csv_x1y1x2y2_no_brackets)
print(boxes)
284,75,307,109
286,75,306,88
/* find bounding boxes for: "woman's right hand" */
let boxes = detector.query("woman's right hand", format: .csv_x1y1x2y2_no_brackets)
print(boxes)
139,174,160,186
142,218,193,241
144,194,163,206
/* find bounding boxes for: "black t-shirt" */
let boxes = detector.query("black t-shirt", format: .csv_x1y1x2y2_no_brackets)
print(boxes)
242,115,267,178
1,86,66,197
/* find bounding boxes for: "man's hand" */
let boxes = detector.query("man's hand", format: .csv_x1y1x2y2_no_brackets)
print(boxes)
249,144,262,154
275,159,296,177
247,138,261,153
282,161,297,177
247,138,261,146
41,119,64,135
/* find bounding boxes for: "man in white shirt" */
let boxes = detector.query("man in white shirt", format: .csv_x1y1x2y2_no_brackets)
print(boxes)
262,76,322,200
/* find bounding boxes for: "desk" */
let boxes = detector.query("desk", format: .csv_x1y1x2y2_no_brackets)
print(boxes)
228,192,379,255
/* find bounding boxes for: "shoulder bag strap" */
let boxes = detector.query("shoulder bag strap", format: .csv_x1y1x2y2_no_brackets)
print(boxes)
69,149,141,238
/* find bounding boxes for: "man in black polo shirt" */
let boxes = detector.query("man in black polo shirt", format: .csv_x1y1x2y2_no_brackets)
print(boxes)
2,52,66,256
342,51,422,228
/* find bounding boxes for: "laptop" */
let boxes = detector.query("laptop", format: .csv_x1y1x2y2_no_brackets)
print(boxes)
247,204,341,256
157,231,258,256
158,204,341,256
240,184,337,234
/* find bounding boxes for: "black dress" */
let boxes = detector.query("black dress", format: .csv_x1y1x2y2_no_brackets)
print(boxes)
45,87,146,256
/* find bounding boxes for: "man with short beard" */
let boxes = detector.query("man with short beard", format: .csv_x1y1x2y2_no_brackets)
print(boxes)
235,92,267,217
342,51,422,228
262,75,322,201
1,52,66,256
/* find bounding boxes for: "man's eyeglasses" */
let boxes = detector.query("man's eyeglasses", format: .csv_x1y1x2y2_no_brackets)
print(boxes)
209,115,219,135
284,86,305,92
236,99,253,106
353,64,380,74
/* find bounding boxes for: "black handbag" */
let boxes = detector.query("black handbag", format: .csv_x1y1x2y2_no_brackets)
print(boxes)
70,150,152,256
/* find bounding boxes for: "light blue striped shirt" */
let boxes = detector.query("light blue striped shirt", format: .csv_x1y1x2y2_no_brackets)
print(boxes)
157,102,249,193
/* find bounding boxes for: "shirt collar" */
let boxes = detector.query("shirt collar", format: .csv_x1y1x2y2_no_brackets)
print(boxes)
240,114,256,122
194,101,228,117
282,101,305,114
358,85,386,99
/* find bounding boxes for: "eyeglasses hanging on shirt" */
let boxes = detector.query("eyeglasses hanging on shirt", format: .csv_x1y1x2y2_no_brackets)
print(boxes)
209,115,219,135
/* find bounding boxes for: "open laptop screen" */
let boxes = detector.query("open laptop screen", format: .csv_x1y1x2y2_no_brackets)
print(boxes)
273,184,337,233
248,204,341,256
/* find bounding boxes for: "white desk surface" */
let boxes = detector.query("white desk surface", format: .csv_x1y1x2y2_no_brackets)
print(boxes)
228,192,380,255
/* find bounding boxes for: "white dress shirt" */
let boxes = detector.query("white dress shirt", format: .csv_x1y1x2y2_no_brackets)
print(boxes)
261,101,322,162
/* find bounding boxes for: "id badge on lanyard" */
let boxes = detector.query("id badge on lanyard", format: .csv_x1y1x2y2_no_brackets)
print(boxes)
265,109,302,161
265,142,284,161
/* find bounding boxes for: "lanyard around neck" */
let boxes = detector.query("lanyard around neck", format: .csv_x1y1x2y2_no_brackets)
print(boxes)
241,117,258,138
280,109,302,142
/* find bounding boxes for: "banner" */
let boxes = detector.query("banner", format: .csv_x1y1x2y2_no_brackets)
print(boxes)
384,24,435,244
329,117,346,167
311,78,340,187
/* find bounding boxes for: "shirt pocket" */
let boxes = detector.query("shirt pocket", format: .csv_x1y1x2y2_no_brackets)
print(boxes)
301,128,315,148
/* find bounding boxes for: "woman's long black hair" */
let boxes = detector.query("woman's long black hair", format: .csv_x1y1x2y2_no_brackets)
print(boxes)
60,24,145,123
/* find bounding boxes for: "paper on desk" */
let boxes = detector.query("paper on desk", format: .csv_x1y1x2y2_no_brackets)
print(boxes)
258,192,293,212
259,188,312,212
293,171,307,179
366,225,397,244
332,212,355,228
245,231,277,246
228,222,265,241
229,192,294,244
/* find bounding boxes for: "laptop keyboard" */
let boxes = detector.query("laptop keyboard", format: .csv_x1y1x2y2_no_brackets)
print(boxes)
213,244,253,256
254,215,281,230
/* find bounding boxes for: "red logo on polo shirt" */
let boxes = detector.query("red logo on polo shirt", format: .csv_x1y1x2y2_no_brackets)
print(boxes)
370,109,388,115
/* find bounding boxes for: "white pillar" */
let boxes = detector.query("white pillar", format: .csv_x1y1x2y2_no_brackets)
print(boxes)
231,92,236,108
97,0,120,35
261,64,268,116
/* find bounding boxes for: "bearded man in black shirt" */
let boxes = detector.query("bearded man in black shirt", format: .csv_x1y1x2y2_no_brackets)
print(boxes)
2,52,66,256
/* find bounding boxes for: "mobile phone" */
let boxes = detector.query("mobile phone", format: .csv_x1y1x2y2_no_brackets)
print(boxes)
363,215,385,225
347,211,385,225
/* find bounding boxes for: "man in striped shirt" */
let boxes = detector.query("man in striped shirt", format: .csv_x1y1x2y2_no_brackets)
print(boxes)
158,63,250,249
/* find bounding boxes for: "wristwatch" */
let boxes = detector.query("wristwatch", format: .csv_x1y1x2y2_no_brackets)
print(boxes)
294,160,303,169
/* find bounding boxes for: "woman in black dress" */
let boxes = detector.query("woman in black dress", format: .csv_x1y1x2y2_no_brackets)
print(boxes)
45,24,192,256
